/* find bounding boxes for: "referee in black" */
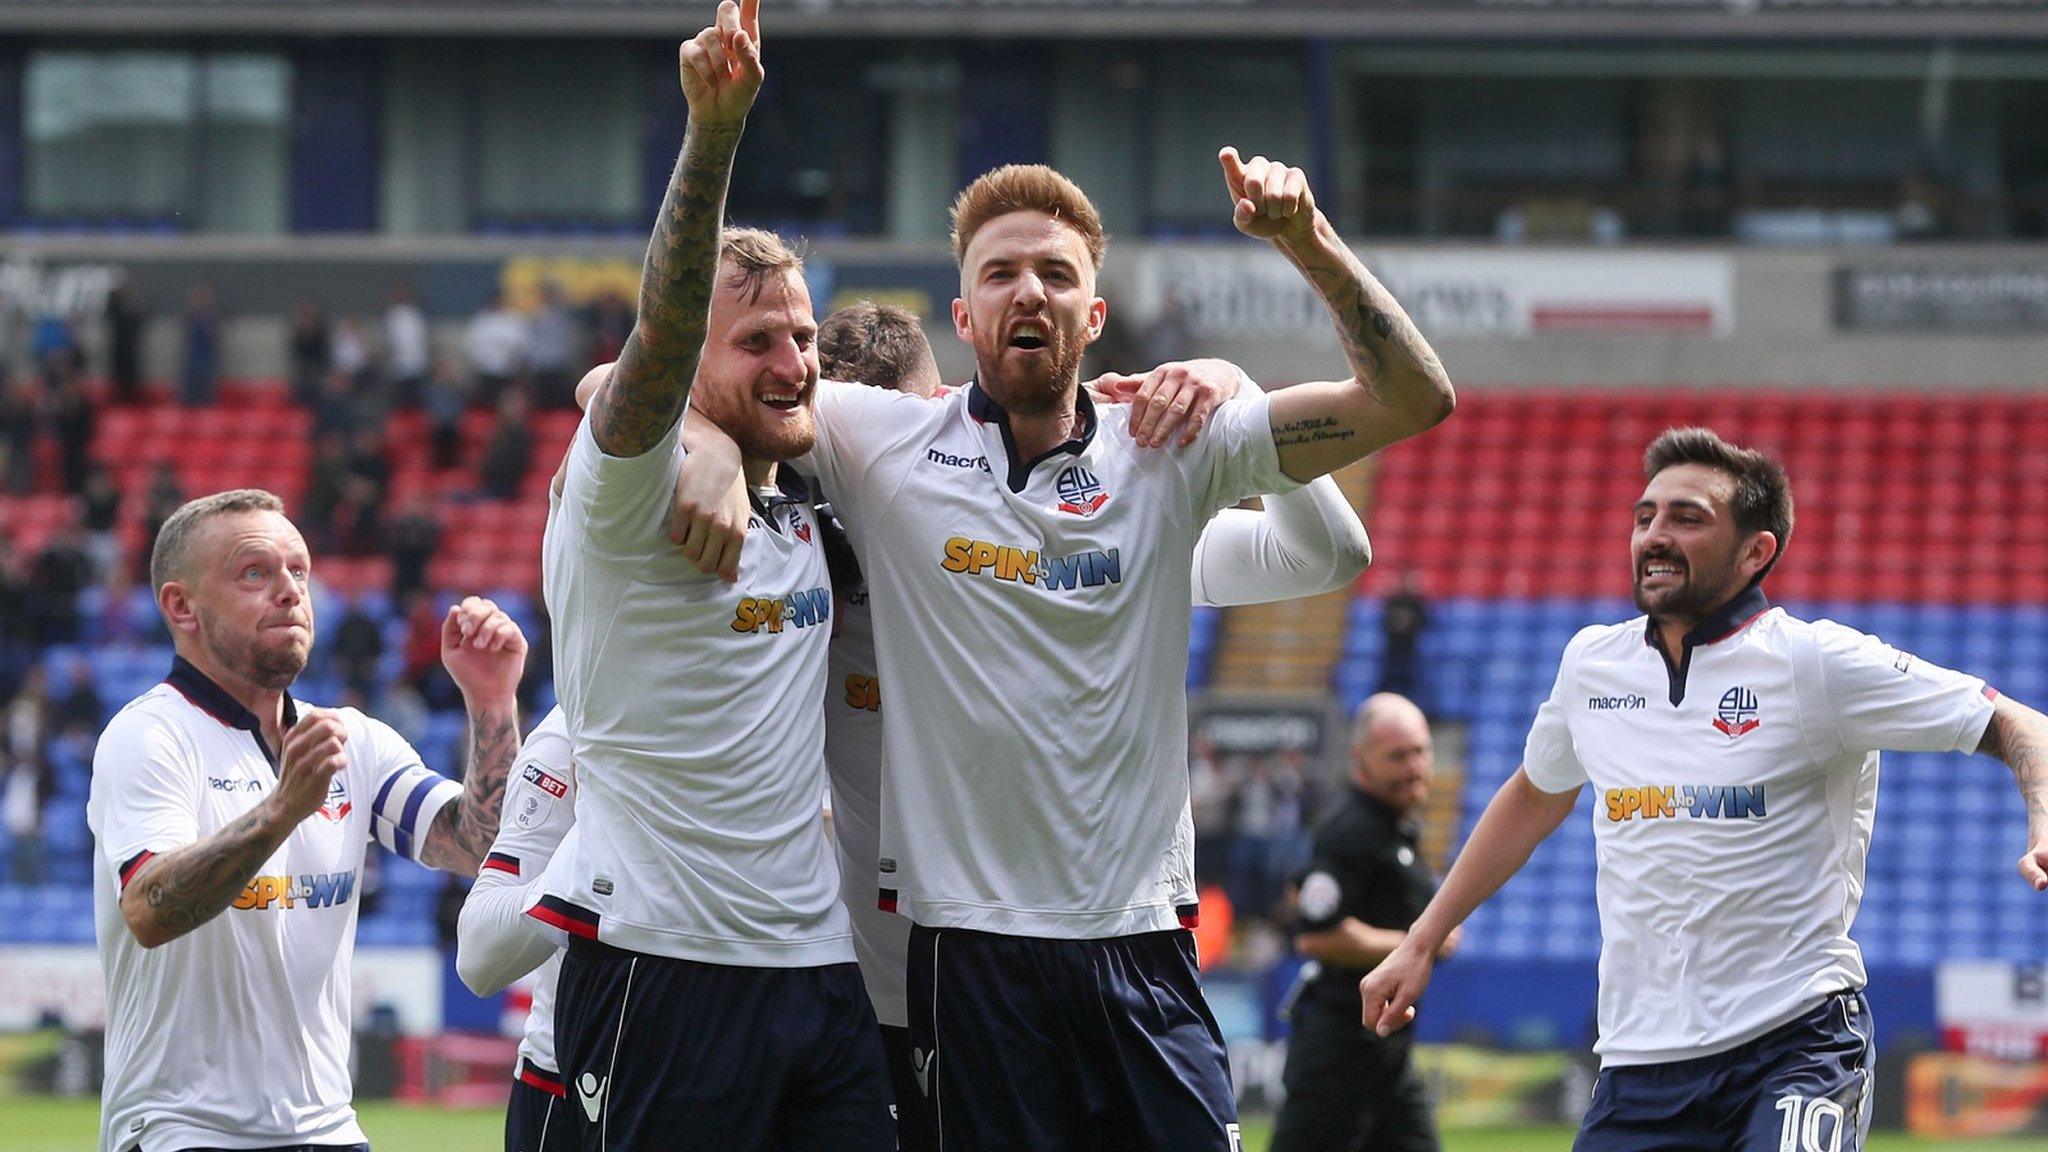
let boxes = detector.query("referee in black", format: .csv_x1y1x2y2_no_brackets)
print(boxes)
1271,693,1459,1152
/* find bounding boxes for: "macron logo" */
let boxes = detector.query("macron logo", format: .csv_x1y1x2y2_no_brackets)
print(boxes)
910,1047,934,1097
577,1073,606,1123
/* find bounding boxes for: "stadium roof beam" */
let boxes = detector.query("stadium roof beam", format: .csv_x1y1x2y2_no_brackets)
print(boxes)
6,3,2048,42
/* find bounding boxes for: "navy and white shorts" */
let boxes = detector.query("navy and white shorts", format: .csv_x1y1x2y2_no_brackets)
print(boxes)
553,938,894,1152
907,925,1240,1152
1578,990,1874,1152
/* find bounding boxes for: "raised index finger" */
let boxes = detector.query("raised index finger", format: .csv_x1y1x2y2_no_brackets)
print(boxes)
740,0,761,43
1218,147,1247,199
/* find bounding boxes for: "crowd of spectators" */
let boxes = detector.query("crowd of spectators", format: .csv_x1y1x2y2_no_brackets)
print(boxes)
0,276,611,884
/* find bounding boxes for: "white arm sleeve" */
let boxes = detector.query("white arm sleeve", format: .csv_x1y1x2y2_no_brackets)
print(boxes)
456,710,576,995
1811,621,1996,757
1189,476,1372,608
1523,630,1594,794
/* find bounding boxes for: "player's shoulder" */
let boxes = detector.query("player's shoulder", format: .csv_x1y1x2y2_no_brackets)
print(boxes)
97,685,196,755
1566,617,1646,661
816,377,951,422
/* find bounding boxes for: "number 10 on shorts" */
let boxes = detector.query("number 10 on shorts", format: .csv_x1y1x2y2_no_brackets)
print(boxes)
1775,1094,1846,1152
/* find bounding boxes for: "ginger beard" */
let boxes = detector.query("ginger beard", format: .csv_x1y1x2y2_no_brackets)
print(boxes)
199,606,312,691
690,269,820,463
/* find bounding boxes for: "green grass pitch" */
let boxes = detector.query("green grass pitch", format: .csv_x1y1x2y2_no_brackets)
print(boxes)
12,1099,2048,1152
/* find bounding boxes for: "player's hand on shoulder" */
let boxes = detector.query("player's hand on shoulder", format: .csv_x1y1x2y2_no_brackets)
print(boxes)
669,445,749,582
679,0,764,128
274,708,350,824
1218,146,1316,244
1124,358,1245,449
1358,940,1431,1037
439,596,529,700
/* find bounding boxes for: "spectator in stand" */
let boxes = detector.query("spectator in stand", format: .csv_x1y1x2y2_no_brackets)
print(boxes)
344,427,392,513
106,275,147,404
385,283,431,407
78,462,124,582
475,386,531,501
288,298,333,409
1378,570,1431,701
31,310,82,383
34,512,95,645
1230,752,1311,921
137,462,185,582
400,592,461,711
0,536,38,668
521,281,583,409
586,286,633,367
2,665,51,885
463,290,525,404
52,652,103,739
332,316,372,389
302,431,351,548
1189,734,1237,887
384,494,442,602
421,355,471,472
328,477,383,559
332,594,386,697
0,373,40,494
179,283,221,407
48,370,94,491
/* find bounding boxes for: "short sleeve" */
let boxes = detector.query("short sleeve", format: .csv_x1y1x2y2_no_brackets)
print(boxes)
1178,386,1303,521
557,408,685,555
90,707,200,888
359,714,461,864
477,715,577,885
1293,861,1350,933
1523,633,1592,794
1812,620,1996,756
802,380,931,528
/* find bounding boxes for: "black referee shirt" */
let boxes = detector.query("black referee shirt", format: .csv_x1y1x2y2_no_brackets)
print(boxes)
1291,784,1439,1017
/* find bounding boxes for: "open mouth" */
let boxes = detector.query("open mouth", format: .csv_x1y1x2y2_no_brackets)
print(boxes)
1008,321,1048,351
760,389,805,411
1639,560,1686,584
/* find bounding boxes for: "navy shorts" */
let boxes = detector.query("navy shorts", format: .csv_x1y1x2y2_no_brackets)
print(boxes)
553,938,894,1152
506,1061,572,1152
907,925,1239,1152
1578,990,1874,1152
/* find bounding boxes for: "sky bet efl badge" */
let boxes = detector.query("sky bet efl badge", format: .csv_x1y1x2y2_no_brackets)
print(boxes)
1055,465,1108,517
1712,686,1761,739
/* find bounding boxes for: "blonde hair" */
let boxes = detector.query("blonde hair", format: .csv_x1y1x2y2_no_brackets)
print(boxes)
720,227,805,303
949,165,1107,271
150,488,286,594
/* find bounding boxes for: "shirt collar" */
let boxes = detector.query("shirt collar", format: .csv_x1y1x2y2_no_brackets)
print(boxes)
1642,583,1772,652
966,379,1098,494
166,654,299,734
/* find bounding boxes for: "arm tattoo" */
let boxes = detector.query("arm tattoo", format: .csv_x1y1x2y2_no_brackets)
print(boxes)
589,120,746,458
1985,705,2048,824
1278,218,1449,419
1273,415,1357,450
128,806,284,943
422,708,519,875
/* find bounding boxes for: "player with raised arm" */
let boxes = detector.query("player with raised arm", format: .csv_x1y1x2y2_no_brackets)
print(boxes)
1360,428,2048,1151
530,2,892,1148
457,708,577,1152
89,489,525,1152
771,144,1450,1149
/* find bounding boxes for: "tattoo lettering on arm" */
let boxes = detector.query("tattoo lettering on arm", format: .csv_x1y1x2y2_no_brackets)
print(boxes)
1984,703,2048,823
419,710,520,876
588,120,747,458
125,806,287,946
1273,416,1358,450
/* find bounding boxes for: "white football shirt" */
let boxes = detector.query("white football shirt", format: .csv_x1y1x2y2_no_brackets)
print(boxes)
1523,586,1996,1066
462,707,575,1089
804,380,1297,938
536,414,851,966
89,658,458,1152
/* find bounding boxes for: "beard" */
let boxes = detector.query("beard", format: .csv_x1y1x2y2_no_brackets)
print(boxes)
693,383,818,463
974,323,1086,416
199,612,311,691
1632,547,1743,624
